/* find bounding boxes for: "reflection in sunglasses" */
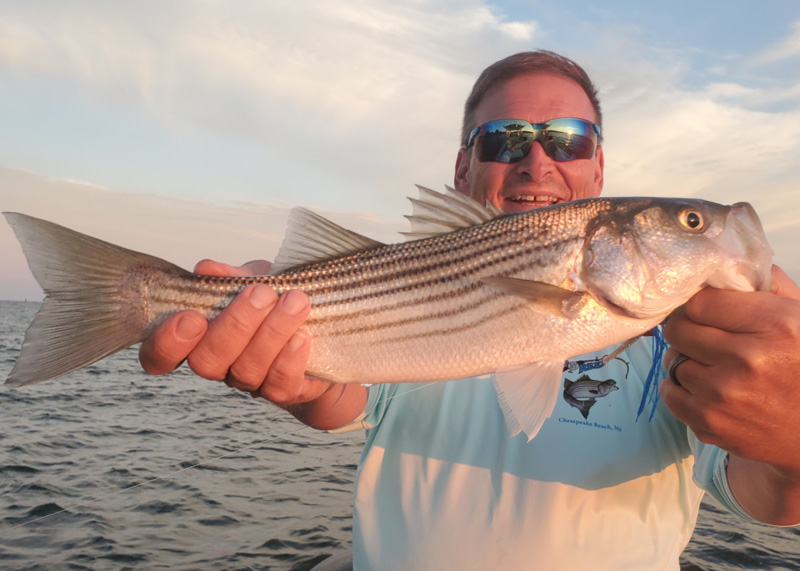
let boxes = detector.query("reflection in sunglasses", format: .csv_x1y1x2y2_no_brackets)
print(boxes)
467,117,599,164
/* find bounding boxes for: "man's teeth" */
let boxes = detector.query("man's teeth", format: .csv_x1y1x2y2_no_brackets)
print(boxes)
510,196,559,203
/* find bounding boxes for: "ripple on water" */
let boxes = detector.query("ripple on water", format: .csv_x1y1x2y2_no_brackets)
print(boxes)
3,302,800,570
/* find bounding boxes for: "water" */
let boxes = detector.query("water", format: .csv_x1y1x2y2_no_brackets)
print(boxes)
1,300,799,570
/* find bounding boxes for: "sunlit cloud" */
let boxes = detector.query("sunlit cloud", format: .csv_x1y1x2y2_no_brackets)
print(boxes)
751,20,800,64
0,0,549,225
1,2,799,299
0,165,404,301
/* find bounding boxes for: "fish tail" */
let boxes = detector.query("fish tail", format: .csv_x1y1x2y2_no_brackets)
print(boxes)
4,212,189,387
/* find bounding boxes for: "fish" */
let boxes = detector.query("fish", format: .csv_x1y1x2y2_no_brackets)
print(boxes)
3,186,773,440
563,376,619,419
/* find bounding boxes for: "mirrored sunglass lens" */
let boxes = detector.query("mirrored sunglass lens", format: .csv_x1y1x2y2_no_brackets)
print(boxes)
477,121,534,163
544,130,596,161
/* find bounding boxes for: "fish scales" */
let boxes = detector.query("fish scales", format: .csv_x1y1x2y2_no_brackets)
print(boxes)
257,202,599,383
3,188,772,391
134,205,595,384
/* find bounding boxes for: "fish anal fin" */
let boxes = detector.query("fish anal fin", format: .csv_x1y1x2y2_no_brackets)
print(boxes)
493,360,564,441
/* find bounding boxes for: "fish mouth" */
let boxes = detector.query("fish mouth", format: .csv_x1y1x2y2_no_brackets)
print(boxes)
705,202,773,292
591,290,655,320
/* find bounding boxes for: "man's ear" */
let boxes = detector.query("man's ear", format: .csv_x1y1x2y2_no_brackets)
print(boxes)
593,145,605,195
454,148,471,196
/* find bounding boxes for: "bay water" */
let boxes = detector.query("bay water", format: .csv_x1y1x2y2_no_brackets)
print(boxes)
1,300,798,569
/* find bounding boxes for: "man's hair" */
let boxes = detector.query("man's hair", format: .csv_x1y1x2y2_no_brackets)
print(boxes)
460,50,602,148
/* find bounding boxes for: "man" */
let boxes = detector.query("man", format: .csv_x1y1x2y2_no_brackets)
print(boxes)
140,51,800,569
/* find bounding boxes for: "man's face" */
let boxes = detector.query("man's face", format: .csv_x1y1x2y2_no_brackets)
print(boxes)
455,73,604,214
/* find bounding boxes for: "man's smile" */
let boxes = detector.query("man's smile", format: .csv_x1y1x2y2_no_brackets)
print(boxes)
503,194,563,211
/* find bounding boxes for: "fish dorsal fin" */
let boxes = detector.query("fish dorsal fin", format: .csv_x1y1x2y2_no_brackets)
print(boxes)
401,185,503,241
493,360,564,441
270,207,385,275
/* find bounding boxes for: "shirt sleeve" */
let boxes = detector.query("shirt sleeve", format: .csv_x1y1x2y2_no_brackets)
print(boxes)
361,383,402,429
688,431,758,522
326,383,401,433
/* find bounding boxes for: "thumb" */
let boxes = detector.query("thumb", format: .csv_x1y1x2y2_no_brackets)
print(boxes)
771,265,800,301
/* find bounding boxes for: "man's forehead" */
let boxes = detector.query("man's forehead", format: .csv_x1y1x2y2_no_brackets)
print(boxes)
475,73,597,124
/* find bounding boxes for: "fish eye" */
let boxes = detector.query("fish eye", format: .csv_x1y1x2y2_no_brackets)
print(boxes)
678,209,704,231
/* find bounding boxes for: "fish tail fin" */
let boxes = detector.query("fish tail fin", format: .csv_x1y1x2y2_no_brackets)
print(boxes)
3,212,188,387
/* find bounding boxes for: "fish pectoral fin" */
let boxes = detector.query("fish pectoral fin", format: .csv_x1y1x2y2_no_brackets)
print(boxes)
493,360,565,442
270,207,385,275
480,277,588,319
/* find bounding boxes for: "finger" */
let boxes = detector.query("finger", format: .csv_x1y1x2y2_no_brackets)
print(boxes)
659,363,688,408
660,345,701,422
257,329,330,404
194,259,271,278
194,259,254,277
662,348,682,372
662,348,695,390
659,353,720,428
241,260,273,275
671,287,800,363
682,288,778,333
662,306,724,365
186,284,279,380
660,376,720,446
139,310,207,375
226,290,312,391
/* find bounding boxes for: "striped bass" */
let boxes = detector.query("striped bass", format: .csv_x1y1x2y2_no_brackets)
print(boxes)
3,187,773,438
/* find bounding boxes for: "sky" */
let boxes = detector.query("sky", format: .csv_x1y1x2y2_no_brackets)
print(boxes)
1,1,799,301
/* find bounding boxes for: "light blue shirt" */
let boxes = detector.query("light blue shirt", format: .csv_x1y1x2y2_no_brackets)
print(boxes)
351,337,751,570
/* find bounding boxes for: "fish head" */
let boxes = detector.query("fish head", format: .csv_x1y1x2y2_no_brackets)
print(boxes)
581,198,773,320
598,380,619,395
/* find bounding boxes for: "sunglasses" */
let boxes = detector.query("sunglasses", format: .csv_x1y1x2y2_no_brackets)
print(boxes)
466,117,600,163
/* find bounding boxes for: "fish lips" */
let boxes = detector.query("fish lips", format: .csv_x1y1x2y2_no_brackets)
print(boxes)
705,202,773,293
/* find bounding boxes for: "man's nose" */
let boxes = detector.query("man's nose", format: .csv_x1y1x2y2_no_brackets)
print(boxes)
516,141,555,177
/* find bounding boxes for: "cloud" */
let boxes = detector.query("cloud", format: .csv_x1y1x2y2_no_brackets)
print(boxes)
604,87,800,199
0,166,403,301
0,0,540,202
583,23,800,201
585,38,800,282
751,20,800,64
0,3,799,291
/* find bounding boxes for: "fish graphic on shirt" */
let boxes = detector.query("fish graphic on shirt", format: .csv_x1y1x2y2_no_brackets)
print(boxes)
563,375,619,419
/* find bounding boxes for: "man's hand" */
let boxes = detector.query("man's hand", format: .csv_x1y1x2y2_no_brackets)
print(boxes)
662,265,800,523
138,259,368,430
